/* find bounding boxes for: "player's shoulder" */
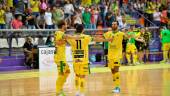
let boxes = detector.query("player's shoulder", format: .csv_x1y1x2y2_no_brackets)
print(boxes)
81,34,91,38
55,31,63,35
104,31,112,35
117,31,125,35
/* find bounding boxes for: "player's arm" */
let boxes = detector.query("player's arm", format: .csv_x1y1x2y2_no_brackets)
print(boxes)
135,36,145,43
64,34,81,40
54,34,66,46
55,39,66,46
92,36,113,42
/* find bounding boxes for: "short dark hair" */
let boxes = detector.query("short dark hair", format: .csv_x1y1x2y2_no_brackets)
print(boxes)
58,20,66,29
75,24,84,34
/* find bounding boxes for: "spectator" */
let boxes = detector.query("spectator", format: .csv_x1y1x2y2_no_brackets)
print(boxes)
30,0,40,17
64,0,74,25
91,7,97,29
11,15,23,29
111,1,119,14
153,8,161,26
82,7,91,29
5,7,13,29
82,0,92,6
99,2,106,27
45,35,53,46
145,1,155,26
36,12,45,29
0,4,5,29
105,10,115,27
44,7,54,29
23,36,34,68
39,0,48,12
161,7,168,27
52,6,64,29
23,0,29,9
11,15,23,45
73,9,82,26
26,8,36,29
116,12,123,29
38,35,45,45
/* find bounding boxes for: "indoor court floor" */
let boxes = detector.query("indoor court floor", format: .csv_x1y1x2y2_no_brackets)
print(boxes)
0,63,170,96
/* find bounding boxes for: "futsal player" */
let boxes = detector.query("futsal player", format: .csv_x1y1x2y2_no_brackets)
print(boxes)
126,25,144,66
103,21,126,93
54,20,71,96
160,24,170,63
67,24,111,96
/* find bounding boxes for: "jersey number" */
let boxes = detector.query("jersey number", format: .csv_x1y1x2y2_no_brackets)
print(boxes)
76,40,82,49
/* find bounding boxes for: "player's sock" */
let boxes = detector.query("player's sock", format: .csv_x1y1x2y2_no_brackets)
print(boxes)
133,53,138,65
75,75,80,91
112,73,116,87
163,50,168,62
126,53,131,65
56,74,65,94
114,72,120,88
80,77,85,94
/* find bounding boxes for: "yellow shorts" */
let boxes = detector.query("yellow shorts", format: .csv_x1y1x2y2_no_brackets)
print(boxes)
73,62,89,76
126,43,137,53
56,61,70,75
162,43,170,51
108,49,122,68
108,59,120,68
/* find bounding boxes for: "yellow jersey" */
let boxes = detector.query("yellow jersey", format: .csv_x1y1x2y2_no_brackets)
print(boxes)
0,9,5,24
68,34,92,64
7,0,13,7
54,31,66,61
30,0,40,12
104,31,125,56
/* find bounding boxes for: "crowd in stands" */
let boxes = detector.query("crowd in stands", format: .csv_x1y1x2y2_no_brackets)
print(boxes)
0,0,170,31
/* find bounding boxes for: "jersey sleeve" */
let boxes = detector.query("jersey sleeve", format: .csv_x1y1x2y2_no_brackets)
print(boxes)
136,32,141,38
54,32,64,41
67,38,75,46
85,35,92,44
120,32,125,36
104,31,112,39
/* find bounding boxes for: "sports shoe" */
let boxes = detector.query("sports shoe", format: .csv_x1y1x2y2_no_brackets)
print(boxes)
57,91,66,96
80,93,85,96
75,91,80,96
112,87,120,93
160,60,168,64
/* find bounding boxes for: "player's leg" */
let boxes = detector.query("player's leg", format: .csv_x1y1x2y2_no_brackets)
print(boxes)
79,75,86,96
108,57,120,93
131,45,138,65
111,59,121,93
74,63,81,96
126,44,132,65
79,63,89,96
56,61,70,95
161,43,168,63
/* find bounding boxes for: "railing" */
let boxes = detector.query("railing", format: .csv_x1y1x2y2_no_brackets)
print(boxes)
0,27,160,57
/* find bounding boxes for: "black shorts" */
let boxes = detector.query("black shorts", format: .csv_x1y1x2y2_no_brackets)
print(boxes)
104,49,108,55
136,41,149,51
122,40,127,52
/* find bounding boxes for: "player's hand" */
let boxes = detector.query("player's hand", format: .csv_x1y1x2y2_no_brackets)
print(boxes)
108,38,113,42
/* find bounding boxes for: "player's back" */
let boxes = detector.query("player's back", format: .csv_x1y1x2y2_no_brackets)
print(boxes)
54,31,66,61
68,34,92,63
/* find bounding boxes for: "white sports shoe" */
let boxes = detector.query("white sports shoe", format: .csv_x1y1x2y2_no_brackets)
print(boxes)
75,91,80,96
112,87,120,93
